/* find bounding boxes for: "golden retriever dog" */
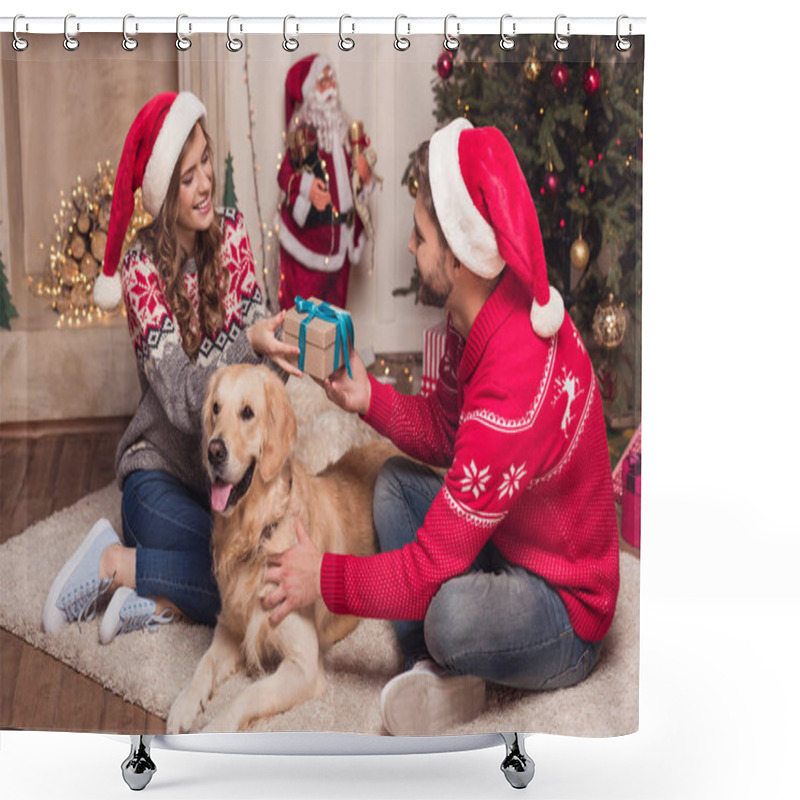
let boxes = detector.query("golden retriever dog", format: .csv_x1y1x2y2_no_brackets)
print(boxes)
167,364,396,733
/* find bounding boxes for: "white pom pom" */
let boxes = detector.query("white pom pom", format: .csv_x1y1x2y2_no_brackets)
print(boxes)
93,272,122,312
530,286,565,338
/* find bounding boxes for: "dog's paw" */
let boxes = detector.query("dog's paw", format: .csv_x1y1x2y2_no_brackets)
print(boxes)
167,690,202,734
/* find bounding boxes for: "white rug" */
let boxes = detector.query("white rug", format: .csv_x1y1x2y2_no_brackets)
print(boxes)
0,377,639,737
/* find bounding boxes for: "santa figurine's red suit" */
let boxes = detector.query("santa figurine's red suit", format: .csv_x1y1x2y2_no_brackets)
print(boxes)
277,54,374,310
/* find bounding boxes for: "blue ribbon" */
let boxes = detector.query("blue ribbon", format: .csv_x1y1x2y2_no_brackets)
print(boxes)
294,295,354,379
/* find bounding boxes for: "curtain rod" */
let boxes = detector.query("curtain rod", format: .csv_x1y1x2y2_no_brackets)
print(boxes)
1,16,646,38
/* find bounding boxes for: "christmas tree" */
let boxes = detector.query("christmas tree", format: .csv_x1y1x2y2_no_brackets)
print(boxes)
1,250,19,330
224,152,238,209
399,35,643,426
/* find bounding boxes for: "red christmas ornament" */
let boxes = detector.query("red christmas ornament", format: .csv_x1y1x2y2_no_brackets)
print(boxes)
437,51,454,80
551,63,569,90
544,171,560,196
583,66,601,96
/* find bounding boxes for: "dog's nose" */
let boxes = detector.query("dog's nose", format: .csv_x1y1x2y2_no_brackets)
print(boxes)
207,438,228,468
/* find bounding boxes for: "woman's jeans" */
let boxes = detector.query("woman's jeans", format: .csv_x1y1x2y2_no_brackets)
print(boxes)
373,456,602,690
121,470,220,625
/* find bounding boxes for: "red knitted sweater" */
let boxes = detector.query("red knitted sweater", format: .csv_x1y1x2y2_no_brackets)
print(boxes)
321,272,620,642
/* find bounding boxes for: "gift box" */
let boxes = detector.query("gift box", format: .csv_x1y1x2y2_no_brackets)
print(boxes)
421,320,448,397
620,452,641,549
283,296,355,381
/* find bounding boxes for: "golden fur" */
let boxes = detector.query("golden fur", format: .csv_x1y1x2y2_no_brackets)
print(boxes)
167,364,396,733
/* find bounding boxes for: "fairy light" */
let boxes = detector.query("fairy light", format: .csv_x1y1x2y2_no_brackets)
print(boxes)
32,161,150,329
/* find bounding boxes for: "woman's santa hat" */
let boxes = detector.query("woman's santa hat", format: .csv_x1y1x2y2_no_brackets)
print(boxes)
429,118,564,338
284,53,332,129
93,91,207,311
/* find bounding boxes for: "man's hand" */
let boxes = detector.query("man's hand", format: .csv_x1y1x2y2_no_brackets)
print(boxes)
261,518,323,627
247,312,302,378
323,350,372,416
309,178,331,211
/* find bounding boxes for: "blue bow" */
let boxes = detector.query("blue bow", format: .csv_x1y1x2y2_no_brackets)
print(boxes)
294,296,354,379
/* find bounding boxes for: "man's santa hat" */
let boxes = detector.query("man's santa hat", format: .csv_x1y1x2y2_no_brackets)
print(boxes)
284,53,333,129
93,91,207,311
429,118,564,338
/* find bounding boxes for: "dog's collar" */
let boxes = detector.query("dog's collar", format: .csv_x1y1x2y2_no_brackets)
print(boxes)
260,461,293,542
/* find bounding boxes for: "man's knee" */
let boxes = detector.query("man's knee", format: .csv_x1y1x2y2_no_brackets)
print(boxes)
424,578,479,669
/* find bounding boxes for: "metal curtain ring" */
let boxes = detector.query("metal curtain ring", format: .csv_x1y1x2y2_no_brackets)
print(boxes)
12,15,29,52
176,14,191,51
499,14,516,51
554,14,570,51
63,14,79,51
339,15,355,51
443,14,459,52
227,15,243,52
394,15,410,51
122,14,138,51
616,15,632,52
283,15,299,52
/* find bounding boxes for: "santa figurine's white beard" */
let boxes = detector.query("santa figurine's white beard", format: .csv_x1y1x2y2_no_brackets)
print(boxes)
297,88,349,153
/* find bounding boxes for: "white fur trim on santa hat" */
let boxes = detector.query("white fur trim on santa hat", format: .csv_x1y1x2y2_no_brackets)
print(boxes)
429,118,505,279
530,285,565,338
142,92,207,216
93,271,122,312
302,54,332,102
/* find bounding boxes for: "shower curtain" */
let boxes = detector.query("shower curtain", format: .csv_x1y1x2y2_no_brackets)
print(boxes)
0,17,643,740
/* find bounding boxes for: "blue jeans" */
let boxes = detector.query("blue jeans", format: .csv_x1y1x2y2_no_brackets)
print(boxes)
373,457,602,690
121,470,220,626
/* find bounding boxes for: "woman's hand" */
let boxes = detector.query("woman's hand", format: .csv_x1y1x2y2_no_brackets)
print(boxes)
323,350,372,416
309,178,331,212
247,311,303,378
261,518,323,627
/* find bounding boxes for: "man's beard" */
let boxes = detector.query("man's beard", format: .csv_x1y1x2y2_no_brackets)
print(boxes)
417,258,452,308
297,88,349,152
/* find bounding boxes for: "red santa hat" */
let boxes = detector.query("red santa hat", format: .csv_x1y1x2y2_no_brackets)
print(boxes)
429,118,564,338
93,91,207,311
284,53,333,129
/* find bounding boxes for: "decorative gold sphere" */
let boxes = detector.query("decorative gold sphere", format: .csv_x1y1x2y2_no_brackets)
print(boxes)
570,236,590,270
592,294,627,349
524,57,542,83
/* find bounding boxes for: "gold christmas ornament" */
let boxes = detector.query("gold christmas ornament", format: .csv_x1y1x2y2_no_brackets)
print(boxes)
570,235,590,270
592,294,628,349
524,51,542,83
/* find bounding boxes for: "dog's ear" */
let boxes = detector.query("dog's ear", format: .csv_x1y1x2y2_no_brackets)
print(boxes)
258,367,297,482
202,369,221,454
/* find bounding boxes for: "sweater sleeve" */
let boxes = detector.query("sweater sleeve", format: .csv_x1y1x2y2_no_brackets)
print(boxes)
321,380,543,620
363,322,461,467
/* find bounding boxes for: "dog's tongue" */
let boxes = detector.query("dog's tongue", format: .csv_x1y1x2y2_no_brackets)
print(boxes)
211,480,234,512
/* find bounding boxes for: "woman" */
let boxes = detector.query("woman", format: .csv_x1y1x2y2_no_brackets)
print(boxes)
42,92,301,643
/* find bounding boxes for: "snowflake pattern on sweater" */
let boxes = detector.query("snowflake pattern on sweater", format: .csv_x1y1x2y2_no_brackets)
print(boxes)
321,272,620,642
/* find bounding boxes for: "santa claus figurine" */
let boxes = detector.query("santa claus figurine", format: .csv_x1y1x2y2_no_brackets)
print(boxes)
277,54,375,310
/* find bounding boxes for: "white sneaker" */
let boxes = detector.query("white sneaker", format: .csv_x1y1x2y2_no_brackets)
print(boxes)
42,518,120,634
380,658,486,735
99,587,174,645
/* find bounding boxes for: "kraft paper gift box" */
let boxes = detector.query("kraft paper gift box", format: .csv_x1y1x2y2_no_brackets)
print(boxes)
283,296,355,381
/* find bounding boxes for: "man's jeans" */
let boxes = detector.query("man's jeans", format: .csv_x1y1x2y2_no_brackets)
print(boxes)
121,470,220,625
373,456,602,690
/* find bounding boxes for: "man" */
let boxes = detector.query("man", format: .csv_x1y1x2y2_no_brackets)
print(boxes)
277,54,373,310
264,119,620,735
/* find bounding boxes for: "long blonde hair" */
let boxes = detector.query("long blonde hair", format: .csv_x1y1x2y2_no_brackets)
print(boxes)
138,119,229,361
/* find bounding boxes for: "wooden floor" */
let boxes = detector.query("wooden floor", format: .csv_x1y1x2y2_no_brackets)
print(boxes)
0,424,165,733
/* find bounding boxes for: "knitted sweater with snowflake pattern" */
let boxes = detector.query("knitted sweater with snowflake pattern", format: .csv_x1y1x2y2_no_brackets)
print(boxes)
321,270,620,643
